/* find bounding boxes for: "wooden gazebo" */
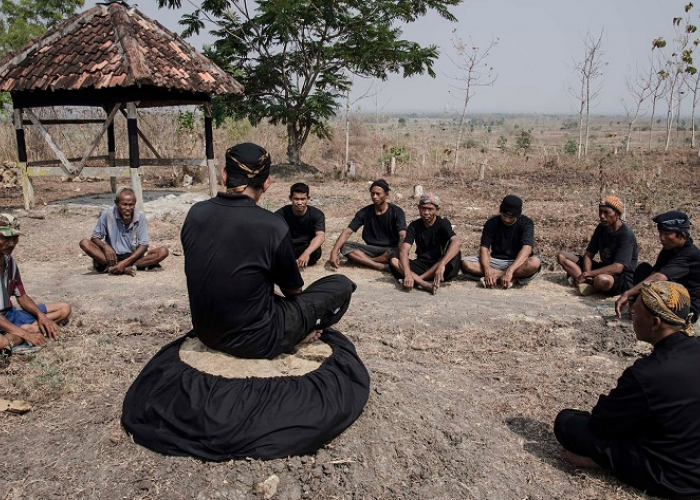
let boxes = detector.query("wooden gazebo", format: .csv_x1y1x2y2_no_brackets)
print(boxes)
0,0,243,209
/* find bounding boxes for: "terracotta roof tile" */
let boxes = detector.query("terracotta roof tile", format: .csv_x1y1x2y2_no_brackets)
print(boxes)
0,1,243,96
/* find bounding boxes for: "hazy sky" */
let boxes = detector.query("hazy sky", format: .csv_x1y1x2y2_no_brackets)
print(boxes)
86,0,694,115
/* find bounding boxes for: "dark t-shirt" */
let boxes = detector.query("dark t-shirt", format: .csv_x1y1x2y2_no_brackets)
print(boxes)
274,205,325,246
405,216,456,262
348,203,407,247
181,193,304,358
652,240,700,316
586,222,638,281
480,214,535,260
590,332,700,496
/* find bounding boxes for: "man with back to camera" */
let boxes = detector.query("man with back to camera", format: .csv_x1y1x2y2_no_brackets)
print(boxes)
461,194,541,289
615,210,700,322
79,186,169,276
327,179,406,272
558,196,638,297
181,143,356,359
389,191,462,295
555,280,700,499
275,182,325,269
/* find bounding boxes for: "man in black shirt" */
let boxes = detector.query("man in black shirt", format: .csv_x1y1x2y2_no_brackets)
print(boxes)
275,183,325,269
558,196,638,297
461,194,541,288
181,143,355,359
389,192,462,295
328,179,407,272
555,281,700,499
616,210,700,323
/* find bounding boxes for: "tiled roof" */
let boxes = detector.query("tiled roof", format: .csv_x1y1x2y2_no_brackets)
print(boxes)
0,1,243,96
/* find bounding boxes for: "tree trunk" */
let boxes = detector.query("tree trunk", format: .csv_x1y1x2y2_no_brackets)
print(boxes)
286,122,302,165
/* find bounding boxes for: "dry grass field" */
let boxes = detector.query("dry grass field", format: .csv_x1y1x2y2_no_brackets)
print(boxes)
0,112,698,499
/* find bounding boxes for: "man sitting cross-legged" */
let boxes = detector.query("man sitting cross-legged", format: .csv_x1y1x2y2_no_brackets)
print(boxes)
389,192,462,295
461,194,541,289
79,186,169,276
0,214,71,353
328,179,406,272
558,196,638,297
275,182,325,269
555,281,700,499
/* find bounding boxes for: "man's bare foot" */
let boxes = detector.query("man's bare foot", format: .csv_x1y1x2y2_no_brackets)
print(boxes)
125,266,137,277
562,449,599,468
302,329,323,343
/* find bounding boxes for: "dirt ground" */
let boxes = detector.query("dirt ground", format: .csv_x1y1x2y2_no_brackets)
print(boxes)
0,170,688,500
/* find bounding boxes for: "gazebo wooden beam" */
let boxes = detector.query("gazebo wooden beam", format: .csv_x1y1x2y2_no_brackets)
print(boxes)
204,102,217,197
126,102,144,211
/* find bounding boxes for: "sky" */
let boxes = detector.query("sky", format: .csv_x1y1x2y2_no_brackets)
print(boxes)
84,0,695,115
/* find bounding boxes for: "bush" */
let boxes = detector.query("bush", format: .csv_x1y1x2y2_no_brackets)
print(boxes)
515,129,533,152
563,139,578,155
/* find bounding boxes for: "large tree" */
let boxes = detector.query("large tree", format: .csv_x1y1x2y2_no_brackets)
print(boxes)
159,0,460,165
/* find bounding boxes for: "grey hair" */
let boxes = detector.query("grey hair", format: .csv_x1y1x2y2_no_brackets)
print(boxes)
115,186,136,203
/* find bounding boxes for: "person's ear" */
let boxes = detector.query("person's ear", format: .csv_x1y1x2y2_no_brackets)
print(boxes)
652,316,663,331
263,176,273,192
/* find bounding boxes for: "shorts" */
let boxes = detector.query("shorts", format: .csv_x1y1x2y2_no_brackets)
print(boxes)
462,255,541,285
340,241,397,259
576,255,633,296
94,253,132,273
389,254,461,282
0,304,47,332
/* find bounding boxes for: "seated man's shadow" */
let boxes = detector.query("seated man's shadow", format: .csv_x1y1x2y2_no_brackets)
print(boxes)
505,416,645,495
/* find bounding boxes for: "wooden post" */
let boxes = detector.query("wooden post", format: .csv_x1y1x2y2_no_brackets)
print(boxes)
127,103,144,211
389,156,396,176
204,102,217,198
14,108,33,210
107,114,117,193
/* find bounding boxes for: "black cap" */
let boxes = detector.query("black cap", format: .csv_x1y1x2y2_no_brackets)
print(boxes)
500,194,523,217
224,143,271,189
369,179,390,193
653,210,691,232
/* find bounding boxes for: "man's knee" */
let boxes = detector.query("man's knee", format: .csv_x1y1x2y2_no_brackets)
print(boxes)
79,239,92,253
557,252,569,265
593,275,613,291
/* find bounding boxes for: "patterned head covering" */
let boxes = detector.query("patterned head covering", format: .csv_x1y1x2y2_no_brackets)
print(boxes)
599,195,624,215
224,143,271,192
0,214,21,237
417,191,440,208
653,210,691,233
640,281,695,336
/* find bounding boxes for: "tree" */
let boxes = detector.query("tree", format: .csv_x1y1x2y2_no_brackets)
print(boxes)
620,63,654,152
568,30,605,158
0,0,84,110
447,33,497,169
160,0,461,165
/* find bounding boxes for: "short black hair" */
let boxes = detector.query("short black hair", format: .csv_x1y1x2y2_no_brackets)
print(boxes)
290,182,310,197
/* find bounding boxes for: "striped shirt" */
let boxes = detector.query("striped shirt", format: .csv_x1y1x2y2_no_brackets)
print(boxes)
0,255,25,311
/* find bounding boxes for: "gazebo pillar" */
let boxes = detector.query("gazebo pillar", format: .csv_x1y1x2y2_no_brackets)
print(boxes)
13,108,33,210
204,102,217,198
126,102,144,210
107,112,117,194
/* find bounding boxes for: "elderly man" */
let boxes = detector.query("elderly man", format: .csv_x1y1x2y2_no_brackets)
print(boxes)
275,182,325,269
616,210,700,322
558,196,638,297
0,214,71,353
461,194,541,288
555,281,700,499
328,179,406,272
389,192,461,294
181,143,355,359
79,187,169,276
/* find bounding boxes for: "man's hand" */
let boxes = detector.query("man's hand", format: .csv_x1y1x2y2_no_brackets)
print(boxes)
615,293,630,318
577,271,593,284
433,263,446,293
36,314,59,340
328,252,340,270
483,269,498,288
402,274,414,291
103,245,117,267
23,330,47,347
297,252,310,270
109,261,129,275
501,268,514,289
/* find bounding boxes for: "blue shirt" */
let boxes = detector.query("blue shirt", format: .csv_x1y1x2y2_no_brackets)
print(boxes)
92,205,150,255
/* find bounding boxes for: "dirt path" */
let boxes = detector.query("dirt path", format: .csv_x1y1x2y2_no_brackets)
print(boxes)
0,186,653,500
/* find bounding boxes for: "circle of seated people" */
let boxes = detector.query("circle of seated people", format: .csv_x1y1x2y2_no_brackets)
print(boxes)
121,328,369,461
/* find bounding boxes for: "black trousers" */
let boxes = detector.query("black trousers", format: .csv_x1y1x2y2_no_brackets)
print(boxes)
293,241,322,266
276,274,356,354
554,409,684,499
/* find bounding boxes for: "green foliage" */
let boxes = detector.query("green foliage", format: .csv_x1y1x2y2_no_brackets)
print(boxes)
398,117,407,127
497,135,508,151
515,129,533,152
378,145,409,165
563,138,578,154
177,110,197,135
158,0,461,164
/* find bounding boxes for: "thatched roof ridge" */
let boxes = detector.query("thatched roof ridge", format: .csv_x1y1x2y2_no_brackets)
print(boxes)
0,1,243,96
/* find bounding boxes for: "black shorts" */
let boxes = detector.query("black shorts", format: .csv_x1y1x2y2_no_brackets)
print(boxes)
576,256,632,296
390,253,461,282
